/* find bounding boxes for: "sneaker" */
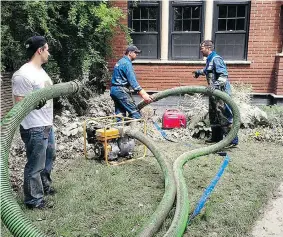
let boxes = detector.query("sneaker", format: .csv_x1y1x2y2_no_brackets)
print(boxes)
25,200,46,209
44,187,56,196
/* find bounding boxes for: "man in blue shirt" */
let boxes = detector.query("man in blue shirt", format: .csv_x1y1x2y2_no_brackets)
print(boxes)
193,40,238,146
110,45,152,120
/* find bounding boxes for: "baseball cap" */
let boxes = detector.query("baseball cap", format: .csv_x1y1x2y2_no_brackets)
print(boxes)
125,45,141,54
25,36,47,58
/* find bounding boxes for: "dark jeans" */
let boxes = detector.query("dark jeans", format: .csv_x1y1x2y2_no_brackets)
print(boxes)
110,86,141,120
20,125,56,205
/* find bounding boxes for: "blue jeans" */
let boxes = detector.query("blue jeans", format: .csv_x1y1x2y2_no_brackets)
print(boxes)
110,86,141,120
20,125,56,205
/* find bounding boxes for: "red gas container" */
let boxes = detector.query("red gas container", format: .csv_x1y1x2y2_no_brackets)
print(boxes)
162,109,187,129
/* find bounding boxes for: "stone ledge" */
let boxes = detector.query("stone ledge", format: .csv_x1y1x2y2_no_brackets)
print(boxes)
133,60,252,65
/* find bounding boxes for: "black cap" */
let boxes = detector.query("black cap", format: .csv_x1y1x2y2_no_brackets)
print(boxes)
125,45,141,54
25,36,47,58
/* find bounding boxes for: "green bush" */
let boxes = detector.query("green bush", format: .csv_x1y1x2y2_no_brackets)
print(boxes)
1,1,129,115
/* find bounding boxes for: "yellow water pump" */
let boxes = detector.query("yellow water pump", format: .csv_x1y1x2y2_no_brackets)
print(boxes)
86,126,135,161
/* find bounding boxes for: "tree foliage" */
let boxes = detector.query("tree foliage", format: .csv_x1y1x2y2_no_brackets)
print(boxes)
1,1,128,115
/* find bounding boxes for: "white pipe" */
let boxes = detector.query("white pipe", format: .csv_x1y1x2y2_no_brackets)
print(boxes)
204,0,214,40
161,0,169,60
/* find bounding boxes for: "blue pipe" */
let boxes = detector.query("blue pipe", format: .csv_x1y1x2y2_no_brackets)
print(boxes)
152,121,177,143
188,153,230,224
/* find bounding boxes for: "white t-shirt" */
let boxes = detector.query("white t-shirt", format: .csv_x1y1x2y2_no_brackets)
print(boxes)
12,62,53,129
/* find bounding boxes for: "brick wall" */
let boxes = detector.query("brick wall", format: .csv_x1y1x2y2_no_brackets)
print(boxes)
247,0,282,94
108,1,128,70
109,0,283,96
1,73,13,119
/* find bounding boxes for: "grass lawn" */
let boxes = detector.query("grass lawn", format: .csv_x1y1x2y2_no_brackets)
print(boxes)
2,140,283,237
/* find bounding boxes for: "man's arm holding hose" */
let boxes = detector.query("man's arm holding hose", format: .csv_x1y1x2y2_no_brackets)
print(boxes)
138,89,153,103
12,75,46,109
126,64,153,104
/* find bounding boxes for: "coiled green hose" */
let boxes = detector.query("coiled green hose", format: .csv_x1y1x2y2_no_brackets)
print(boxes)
138,86,240,237
1,81,82,237
1,85,240,237
124,129,176,237
1,81,175,237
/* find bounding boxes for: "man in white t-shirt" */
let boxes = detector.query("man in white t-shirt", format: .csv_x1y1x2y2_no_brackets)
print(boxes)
12,36,56,209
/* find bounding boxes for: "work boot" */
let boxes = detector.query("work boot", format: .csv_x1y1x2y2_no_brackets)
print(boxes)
206,126,223,143
205,138,217,144
44,187,57,196
25,200,46,209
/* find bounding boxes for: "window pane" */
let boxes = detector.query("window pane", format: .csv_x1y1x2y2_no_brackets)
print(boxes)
133,8,140,19
192,20,200,31
149,20,157,31
133,20,140,32
172,33,201,59
228,6,237,17
215,3,249,60
148,7,157,19
219,6,227,18
129,2,160,59
218,19,226,31
192,6,200,18
170,4,203,60
174,20,182,31
227,19,236,31
236,19,245,30
174,7,182,20
141,7,148,19
215,33,245,60
183,20,191,31
141,20,148,32
237,5,246,17
132,34,158,59
183,7,191,19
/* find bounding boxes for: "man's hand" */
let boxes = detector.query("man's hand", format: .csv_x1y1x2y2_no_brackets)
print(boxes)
139,89,153,104
206,84,215,95
192,70,202,78
36,98,47,110
142,93,153,104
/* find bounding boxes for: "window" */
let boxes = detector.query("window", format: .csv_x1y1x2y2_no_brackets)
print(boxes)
170,1,203,60
214,1,250,60
128,1,160,59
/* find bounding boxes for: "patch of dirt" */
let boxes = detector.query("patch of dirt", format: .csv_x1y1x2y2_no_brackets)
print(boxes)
251,183,283,237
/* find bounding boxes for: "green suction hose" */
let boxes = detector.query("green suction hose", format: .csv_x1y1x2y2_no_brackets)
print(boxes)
1,81,82,237
124,129,176,237
138,86,240,237
1,81,175,237
1,85,240,237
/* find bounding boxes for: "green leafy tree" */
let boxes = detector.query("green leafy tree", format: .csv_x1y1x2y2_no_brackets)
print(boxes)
1,1,128,115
